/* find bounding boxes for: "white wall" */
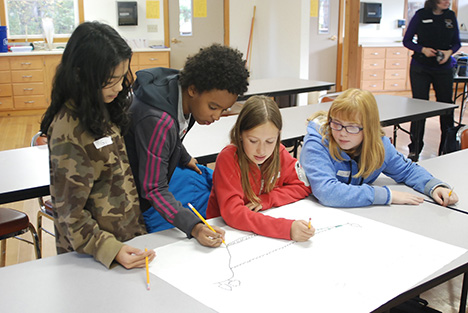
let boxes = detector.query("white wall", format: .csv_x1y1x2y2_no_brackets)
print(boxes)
460,0,468,31
359,0,406,42
229,1,310,79
83,0,165,47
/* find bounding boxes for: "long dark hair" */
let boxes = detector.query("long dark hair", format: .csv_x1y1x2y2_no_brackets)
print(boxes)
40,21,134,137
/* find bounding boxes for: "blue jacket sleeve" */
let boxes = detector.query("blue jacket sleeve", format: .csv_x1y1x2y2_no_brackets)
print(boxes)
379,137,448,197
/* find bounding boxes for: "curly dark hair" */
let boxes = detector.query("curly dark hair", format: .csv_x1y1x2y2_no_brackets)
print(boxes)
40,21,134,138
179,44,249,96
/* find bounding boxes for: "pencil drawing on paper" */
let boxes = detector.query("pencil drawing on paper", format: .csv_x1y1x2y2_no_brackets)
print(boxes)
215,223,361,291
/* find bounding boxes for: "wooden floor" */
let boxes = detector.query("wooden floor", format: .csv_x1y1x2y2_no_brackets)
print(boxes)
0,91,466,312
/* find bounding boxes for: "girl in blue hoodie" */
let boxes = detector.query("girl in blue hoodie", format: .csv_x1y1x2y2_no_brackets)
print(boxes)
300,88,458,208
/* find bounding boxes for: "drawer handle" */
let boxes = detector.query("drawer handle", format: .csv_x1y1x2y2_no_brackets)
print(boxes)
149,58,159,61
371,74,377,77
392,84,399,86
21,62,32,65
371,63,379,66
22,75,33,78
371,52,380,55
23,88,34,91
394,52,401,55
371,84,377,87
392,73,399,76
24,101,35,104
393,63,400,66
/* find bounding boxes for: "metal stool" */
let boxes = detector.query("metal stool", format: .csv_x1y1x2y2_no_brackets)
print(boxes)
0,207,41,267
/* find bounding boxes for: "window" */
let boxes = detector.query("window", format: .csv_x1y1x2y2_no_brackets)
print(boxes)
179,0,192,36
2,0,81,39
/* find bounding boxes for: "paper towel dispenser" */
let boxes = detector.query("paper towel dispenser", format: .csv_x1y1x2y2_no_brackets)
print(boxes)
360,2,382,24
118,1,138,26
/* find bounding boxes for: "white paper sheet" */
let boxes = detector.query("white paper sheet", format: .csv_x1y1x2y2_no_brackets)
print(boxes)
150,201,466,313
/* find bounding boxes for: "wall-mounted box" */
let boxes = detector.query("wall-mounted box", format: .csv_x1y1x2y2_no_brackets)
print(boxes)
117,2,138,26
360,2,382,24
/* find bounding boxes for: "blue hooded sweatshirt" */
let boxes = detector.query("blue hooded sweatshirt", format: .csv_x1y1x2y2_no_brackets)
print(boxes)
299,120,448,208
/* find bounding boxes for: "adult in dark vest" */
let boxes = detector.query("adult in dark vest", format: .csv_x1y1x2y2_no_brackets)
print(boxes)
403,0,461,161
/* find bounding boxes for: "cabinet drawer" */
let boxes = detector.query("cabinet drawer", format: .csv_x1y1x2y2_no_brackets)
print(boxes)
384,80,407,91
385,69,407,80
0,71,11,83
0,83,12,96
386,47,407,59
13,83,45,96
0,58,9,71
13,95,47,109
362,47,386,59
385,59,407,69
0,96,13,110
362,59,385,70
10,57,43,70
11,69,44,83
361,80,384,91
362,69,384,80
137,51,170,67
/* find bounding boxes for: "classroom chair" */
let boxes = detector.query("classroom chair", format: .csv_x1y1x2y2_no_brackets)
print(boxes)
457,125,468,150
318,92,342,103
0,207,41,266
31,131,55,252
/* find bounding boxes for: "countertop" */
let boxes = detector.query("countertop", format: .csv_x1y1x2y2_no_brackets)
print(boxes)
0,47,170,57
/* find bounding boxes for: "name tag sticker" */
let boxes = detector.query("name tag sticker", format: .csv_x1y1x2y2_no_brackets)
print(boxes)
422,19,433,23
337,170,350,178
93,136,113,149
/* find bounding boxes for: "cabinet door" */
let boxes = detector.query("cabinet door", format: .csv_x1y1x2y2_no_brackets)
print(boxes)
0,71,11,83
10,57,43,70
0,58,10,71
14,95,47,109
386,47,407,59
0,97,13,110
11,69,44,83
385,59,407,69
362,48,386,59
362,69,384,81
44,55,62,104
0,84,12,96
13,83,45,96
137,51,170,68
362,59,385,70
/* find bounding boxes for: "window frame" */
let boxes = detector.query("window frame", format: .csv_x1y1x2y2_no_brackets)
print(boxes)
0,0,84,43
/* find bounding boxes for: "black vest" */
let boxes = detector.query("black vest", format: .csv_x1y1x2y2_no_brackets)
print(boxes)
412,8,457,67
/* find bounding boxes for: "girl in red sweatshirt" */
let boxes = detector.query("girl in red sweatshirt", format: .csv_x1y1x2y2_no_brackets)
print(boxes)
206,96,315,241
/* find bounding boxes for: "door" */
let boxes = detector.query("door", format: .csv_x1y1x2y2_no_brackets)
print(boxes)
169,0,225,69
308,0,340,90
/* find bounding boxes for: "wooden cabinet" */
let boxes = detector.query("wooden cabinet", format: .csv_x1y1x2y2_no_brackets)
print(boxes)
359,46,409,92
0,49,170,115
132,50,171,77
0,54,55,113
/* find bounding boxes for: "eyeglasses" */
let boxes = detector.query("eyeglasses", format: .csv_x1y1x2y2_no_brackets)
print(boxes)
329,120,363,134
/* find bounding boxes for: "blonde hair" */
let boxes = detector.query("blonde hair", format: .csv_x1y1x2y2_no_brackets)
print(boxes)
230,96,282,205
310,88,385,178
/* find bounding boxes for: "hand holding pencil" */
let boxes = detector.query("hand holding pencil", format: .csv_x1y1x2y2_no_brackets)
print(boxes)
290,219,315,242
188,203,226,247
432,186,459,207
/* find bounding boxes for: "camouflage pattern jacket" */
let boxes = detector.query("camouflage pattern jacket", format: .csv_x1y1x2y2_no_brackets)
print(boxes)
47,105,146,268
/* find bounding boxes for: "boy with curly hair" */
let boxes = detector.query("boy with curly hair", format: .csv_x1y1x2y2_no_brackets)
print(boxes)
125,44,249,247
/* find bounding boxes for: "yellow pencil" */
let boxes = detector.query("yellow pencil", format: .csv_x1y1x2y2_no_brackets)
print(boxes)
145,248,150,290
449,187,454,197
188,202,226,245
308,218,311,229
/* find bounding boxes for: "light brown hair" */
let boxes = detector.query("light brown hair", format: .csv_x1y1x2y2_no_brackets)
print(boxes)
230,96,282,204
